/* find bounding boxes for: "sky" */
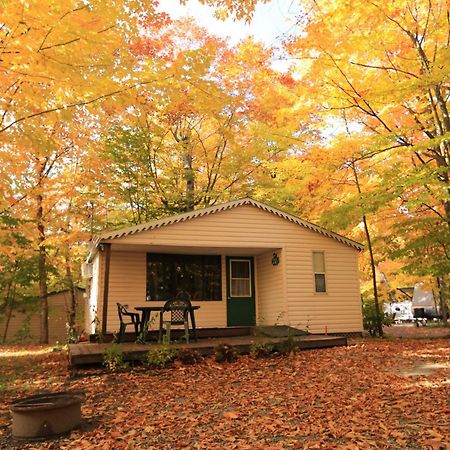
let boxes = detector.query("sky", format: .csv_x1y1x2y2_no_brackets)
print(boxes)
157,0,301,46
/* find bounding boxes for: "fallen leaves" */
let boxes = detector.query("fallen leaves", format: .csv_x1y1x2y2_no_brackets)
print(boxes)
0,339,449,449
223,411,241,419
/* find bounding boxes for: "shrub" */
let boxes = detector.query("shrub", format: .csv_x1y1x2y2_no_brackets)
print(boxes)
250,341,274,358
52,341,66,352
214,344,237,363
146,345,179,368
135,327,148,344
12,316,32,344
111,332,120,344
135,315,156,344
103,344,128,371
178,348,202,365
66,324,78,344
363,301,394,337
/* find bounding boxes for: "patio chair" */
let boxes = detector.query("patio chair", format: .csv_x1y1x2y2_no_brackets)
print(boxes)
158,296,192,344
117,303,141,343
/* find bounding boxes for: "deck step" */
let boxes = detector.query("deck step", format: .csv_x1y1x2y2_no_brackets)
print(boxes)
258,325,309,338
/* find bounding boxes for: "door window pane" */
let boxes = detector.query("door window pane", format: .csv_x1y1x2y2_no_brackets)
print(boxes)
231,279,251,297
231,260,250,278
230,260,251,297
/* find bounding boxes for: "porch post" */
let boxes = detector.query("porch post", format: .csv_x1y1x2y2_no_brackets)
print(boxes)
101,243,111,335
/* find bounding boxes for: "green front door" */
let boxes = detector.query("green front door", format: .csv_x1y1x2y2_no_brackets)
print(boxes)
226,257,256,326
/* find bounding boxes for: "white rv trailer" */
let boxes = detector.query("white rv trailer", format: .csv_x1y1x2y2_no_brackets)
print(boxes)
386,283,441,323
383,301,414,322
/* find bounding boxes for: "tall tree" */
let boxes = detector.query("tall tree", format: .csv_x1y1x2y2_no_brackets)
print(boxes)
0,0,170,343
1,117,95,342
104,19,300,221
283,0,449,306
0,214,39,343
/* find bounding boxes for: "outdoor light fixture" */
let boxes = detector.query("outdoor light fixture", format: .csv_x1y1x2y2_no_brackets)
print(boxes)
272,252,280,266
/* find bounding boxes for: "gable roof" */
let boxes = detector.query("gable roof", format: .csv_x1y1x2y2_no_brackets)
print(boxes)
93,198,363,251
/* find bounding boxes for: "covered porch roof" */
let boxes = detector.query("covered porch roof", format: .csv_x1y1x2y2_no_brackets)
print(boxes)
96,241,281,335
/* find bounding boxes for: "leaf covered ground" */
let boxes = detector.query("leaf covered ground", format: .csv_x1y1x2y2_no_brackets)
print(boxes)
0,339,449,449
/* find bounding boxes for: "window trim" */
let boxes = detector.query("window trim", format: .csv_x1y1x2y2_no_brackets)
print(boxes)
312,251,327,294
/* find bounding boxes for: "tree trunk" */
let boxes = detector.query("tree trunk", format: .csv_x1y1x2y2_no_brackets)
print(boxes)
2,305,14,344
65,244,77,340
362,214,383,336
1,276,16,343
437,276,448,324
172,122,195,212
37,193,49,344
352,162,383,336
183,150,195,212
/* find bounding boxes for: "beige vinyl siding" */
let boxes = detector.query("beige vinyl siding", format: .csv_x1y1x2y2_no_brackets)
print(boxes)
105,251,146,333
0,289,85,344
285,243,362,333
107,205,286,248
255,250,287,325
105,253,227,332
98,205,362,334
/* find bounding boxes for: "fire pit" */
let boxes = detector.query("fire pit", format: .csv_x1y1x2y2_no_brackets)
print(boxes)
10,391,84,439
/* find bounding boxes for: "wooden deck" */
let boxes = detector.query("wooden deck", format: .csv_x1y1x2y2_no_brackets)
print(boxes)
68,334,347,370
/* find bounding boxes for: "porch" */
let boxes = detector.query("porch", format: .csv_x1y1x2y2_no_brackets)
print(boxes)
89,242,287,337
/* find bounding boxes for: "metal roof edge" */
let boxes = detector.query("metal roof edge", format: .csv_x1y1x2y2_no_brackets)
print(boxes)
244,198,364,251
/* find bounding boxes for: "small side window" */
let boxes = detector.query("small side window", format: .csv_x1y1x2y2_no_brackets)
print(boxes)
313,251,326,293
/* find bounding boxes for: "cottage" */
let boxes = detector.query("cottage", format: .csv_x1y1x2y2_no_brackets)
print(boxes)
84,198,363,336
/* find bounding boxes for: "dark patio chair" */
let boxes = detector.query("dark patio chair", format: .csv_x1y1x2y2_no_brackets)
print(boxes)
158,296,192,344
117,303,141,343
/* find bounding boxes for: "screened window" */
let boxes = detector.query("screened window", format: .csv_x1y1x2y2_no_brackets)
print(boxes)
146,253,222,301
313,251,326,293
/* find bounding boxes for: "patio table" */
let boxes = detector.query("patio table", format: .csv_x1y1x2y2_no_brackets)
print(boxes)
135,305,200,341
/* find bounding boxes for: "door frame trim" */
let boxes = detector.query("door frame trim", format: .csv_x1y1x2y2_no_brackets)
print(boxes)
225,256,256,326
